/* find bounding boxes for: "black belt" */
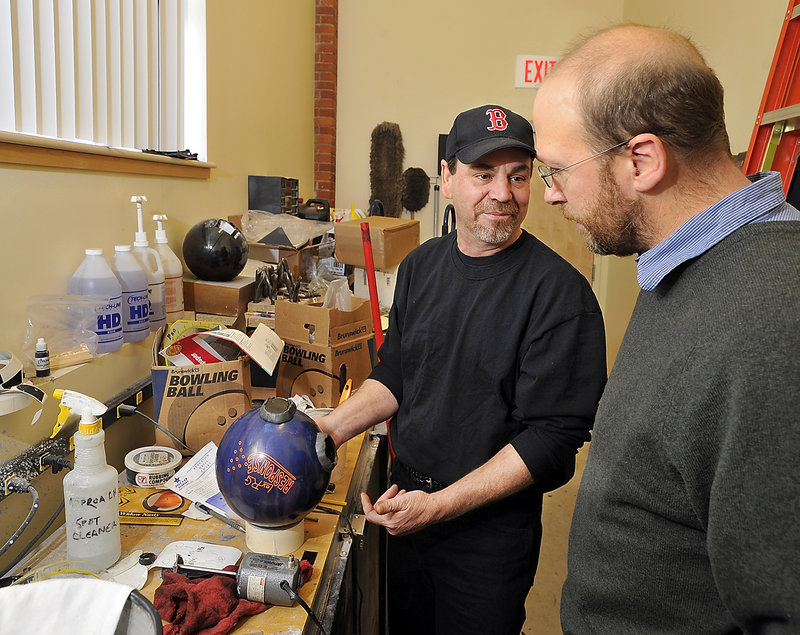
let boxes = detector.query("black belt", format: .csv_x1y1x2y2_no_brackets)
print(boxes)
396,461,446,492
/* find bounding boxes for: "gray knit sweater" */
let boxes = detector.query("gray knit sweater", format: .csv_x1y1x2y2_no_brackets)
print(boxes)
562,222,800,634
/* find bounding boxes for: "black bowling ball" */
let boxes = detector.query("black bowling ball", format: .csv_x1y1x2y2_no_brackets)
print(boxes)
182,218,249,281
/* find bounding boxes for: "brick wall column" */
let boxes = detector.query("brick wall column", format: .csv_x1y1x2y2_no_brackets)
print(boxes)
314,0,337,204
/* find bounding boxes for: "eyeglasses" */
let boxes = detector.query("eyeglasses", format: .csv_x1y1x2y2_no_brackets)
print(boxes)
537,138,632,188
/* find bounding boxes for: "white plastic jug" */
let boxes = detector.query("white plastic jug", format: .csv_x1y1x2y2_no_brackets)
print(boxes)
112,245,150,343
154,237,184,325
132,244,167,332
68,249,123,354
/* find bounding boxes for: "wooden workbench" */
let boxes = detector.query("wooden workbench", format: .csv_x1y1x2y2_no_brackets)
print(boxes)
12,430,385,635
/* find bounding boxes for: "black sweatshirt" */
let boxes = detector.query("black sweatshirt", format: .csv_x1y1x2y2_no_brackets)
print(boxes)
369,230,607,488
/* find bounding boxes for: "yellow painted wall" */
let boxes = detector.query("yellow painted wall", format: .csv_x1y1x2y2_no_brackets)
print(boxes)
0,1,315,355
0,0,316,573
624,0,787,157
0,0,790,622
335,0,787,375
335,0,626,238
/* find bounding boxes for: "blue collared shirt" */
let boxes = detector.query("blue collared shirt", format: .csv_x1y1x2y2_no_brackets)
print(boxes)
637,171,800,291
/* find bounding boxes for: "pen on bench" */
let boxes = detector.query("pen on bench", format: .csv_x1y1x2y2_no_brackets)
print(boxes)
195,502,246,532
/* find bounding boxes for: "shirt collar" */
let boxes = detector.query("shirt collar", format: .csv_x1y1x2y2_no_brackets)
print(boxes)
636,172,787,291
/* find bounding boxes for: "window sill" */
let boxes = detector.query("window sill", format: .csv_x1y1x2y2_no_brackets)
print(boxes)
0,132,214,179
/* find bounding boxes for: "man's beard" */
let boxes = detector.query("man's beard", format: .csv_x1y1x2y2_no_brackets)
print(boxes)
569,161,649,256
471,201,520,245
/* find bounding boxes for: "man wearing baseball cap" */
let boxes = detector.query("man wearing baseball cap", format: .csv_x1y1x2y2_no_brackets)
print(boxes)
316,105,606,634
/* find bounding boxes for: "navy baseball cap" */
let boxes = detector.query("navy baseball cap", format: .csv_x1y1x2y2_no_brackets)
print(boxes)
445,105,536,164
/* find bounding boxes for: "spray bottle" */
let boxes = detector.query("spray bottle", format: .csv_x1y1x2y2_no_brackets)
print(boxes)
51,388,107,438
130,196,167,332
152,214,185,325
56,390,121,572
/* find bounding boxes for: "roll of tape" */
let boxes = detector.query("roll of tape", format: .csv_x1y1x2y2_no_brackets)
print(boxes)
0,351,47,422
0,350,23,388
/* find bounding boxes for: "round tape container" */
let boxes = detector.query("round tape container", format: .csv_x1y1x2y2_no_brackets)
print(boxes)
125,446,182,488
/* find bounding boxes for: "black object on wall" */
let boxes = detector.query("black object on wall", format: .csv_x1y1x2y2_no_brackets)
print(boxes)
369,122,405,217
401,167,430,212
437,134,448,175
248,175,299,215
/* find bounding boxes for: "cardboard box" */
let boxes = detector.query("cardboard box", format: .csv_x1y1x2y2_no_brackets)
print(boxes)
353,265,398,312
274,296,372,346
245,300,276,330
229,214,343,282
246,243,301,278
151,333,252,455
275,297,374,407
334,216,419,270
194,312,246,331
183,274,255,317
247,239,344,285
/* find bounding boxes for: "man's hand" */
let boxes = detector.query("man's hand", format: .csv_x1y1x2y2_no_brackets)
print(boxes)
360,484,441,536
360,445,535,535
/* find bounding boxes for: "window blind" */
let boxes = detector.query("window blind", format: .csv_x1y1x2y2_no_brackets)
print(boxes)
0,0,205,159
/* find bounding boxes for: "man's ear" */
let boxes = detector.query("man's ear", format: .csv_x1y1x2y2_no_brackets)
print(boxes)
441,159,454,198
628,133,667,193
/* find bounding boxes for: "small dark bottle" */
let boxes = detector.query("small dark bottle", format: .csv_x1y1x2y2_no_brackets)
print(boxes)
35,337,50,377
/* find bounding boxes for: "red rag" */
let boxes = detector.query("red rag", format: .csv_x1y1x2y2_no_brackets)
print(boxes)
154,560,314,635
300,559,313,583
155,568,267,635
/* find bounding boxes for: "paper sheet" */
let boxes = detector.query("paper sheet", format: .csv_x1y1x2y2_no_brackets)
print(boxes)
167,441,238,519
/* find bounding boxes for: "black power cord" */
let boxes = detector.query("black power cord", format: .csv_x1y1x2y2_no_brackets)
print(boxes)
117,404,195,454
0,456,72,580
0,478,39,559
280,579,330,635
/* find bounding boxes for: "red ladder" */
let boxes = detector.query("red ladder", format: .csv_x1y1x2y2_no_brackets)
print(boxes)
744,0,800,194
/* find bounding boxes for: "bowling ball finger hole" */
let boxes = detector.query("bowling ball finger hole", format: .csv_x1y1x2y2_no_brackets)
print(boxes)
324,436,337,463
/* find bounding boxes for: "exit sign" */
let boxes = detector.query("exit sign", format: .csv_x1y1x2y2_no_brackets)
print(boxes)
515,55,559,88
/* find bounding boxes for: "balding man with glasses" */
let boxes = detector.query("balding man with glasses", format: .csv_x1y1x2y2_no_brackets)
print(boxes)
533,23,800,634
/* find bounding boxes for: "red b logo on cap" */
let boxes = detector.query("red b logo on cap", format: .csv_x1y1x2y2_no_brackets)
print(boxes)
486,108,508,131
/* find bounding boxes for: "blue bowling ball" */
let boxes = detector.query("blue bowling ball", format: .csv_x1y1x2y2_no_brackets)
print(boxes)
215,397,337,529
